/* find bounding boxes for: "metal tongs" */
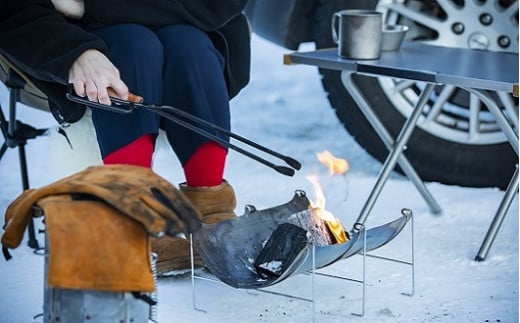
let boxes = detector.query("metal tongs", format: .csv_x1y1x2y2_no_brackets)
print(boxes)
66,86,301,176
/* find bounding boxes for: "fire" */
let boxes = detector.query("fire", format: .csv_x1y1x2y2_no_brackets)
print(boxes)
306,174,348,244
316,150,349,175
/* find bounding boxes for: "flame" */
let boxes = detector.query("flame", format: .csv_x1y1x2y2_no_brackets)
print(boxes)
306,174,348,244
316,150,349,175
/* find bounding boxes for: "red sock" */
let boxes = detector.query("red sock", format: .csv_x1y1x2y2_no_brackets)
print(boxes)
184,142,227,187
103,134,154,168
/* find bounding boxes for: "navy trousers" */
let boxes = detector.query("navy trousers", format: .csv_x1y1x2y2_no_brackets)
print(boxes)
91,24,230,165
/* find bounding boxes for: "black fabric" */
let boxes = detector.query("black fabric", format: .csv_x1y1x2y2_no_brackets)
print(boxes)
83,0,248,31
0,1,108,85
210,14,251,99
31,80,87,123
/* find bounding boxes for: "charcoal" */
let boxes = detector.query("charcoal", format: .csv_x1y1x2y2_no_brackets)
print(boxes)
253,223,308,277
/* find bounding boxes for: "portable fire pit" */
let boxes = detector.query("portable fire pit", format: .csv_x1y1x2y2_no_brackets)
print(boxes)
193,190,411,289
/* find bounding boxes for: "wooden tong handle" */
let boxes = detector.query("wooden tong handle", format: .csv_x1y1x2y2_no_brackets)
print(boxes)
108,88,144,103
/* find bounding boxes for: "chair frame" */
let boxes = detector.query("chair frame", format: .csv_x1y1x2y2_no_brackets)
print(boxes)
0,55,52,250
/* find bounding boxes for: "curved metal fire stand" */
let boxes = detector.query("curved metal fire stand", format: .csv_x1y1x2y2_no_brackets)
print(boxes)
190,190,414,320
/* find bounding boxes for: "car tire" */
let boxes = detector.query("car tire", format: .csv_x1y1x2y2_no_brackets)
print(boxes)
312,0,517,189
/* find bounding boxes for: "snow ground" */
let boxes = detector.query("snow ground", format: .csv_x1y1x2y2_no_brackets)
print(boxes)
0,35,518,323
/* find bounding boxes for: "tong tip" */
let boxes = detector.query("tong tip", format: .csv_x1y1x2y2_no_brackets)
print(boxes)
285,157,302,170
274,165,295,177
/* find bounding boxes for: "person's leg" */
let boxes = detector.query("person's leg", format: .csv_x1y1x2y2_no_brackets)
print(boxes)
155,24,230,186
102,134,155,167
90,24,162,167
151,25,236,273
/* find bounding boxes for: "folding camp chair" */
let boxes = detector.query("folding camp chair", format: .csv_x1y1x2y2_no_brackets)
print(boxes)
0,53,54,250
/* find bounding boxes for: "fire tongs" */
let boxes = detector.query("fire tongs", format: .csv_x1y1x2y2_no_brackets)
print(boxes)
66,87,301,176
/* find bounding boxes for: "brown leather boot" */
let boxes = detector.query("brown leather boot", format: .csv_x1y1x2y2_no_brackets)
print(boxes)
152,180,236,274
179,180,237,224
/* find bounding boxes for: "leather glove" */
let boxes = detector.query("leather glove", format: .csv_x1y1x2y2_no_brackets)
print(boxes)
2,164,202,252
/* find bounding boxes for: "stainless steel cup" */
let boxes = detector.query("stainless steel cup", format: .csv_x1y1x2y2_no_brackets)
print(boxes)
332,10,383,60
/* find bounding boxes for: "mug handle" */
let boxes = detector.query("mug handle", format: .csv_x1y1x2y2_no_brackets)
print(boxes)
331,12,341,44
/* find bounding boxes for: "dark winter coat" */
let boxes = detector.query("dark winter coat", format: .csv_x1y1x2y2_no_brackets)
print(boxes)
0,0,251,123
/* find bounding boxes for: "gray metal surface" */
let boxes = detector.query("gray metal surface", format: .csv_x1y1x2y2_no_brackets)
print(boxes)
286,41,518,92
43,289,150,323
194,191,411,289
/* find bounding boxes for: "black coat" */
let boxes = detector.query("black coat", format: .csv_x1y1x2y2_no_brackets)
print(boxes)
0,0,251,123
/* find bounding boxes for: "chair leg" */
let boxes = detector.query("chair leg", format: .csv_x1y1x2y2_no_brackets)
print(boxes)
0,142,7,159
0,86,41,250
18,144,40,249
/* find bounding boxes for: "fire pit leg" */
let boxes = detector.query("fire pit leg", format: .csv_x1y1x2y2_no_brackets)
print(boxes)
312,210,415,318
351,223,367,317
352,209,415,316
190,233,211,313
362,209,415,299
250,243,319,322
402,209,415,297
311,244,316,323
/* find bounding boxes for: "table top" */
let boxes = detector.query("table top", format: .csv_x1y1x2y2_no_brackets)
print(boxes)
284,42,518,93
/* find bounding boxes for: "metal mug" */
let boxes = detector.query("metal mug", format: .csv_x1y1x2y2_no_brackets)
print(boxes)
332,9,383,60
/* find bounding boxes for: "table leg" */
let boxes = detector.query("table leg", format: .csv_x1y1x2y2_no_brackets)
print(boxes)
347,79,437,224
342,72,441,223
475,167,518,261
466,88,518,154
465,88,519,261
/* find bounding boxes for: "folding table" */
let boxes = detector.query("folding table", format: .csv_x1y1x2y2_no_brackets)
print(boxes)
284,41,518,261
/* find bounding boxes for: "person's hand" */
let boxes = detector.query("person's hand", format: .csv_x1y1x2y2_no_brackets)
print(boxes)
68,49,129,105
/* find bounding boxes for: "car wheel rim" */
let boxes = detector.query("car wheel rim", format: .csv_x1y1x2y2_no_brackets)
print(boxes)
372,0,518,145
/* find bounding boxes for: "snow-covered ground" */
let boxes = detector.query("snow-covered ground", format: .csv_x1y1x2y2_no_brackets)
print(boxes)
0,35,518,323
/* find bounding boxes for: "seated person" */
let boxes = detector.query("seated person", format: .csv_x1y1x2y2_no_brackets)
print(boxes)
0,0,251,273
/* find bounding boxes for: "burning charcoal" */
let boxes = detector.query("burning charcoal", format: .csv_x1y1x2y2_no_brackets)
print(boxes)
254,223,308,277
